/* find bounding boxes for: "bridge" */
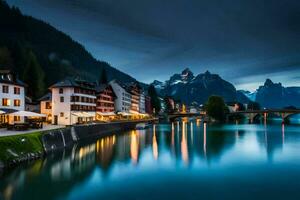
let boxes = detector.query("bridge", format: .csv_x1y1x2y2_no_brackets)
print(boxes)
228,109,300,123
163,111,206,121
161,109,300,123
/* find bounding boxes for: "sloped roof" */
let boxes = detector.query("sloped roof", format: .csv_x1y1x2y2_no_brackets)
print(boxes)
49,77,96,90
96,83,109,93
96,83,117,98
0,70,26,87
38,92,52,101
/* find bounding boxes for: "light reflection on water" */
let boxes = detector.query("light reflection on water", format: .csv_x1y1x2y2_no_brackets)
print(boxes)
1,120,300,200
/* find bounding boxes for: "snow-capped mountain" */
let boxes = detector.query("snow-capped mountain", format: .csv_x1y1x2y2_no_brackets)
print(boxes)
255,79,300,108
151,68,300,108
151,68,239,105
238,90,257,101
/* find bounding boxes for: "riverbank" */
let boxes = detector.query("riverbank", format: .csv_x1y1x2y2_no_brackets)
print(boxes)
0,132,44,169
0,119,157,169
0,124,65,137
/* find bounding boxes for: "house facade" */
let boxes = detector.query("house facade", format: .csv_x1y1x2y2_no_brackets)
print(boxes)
110,80,131,114
0,70,26,124
96,84,116,120
139,92,146,114
39,93,52,123
127,83,141,114
50,78,97,125
96,84,115,113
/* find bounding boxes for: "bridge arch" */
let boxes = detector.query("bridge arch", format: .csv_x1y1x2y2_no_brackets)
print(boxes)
283,113,300,123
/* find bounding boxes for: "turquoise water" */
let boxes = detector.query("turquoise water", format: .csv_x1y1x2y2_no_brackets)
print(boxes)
1,120,300,200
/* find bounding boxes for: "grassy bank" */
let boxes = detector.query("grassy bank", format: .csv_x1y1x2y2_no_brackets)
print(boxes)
0,132,44,165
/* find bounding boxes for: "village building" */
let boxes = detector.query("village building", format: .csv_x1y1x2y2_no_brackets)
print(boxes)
38,93,52,123
25,96,40,113
96,83,116,121
50,77,97,125
227,102,241,113
139,92,146,114
110,80,132,115
0,70,26,125
127,83,141,115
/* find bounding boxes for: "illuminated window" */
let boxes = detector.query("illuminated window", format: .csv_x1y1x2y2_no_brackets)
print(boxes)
14,99,21,107
14,116,20,122
2,85,9,93
45,102,51,109
14,87,20,94
2,98,10,106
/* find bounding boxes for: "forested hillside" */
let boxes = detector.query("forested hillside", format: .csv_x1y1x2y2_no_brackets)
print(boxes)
0,0,138,99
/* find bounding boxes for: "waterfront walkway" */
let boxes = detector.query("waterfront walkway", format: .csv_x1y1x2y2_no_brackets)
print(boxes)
0,124,65,137
0,118,157,137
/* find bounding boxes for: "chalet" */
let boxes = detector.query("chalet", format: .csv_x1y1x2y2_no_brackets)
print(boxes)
39,93,52,123
49,77,97,125
126,82,141,114
96,83,116,121
0,70,26,125
110,80,132,114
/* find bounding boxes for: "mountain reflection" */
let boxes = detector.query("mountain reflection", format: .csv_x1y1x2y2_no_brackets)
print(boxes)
0,121,292,200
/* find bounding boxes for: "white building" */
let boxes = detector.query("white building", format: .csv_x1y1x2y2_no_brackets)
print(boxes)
139,92,146,113
50,77,97,125
0,70,26,124
110,80,131,114
39,93,52,123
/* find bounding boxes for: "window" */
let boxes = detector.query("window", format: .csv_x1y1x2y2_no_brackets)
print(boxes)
45,102,51,109
60,96,64,102
14,116,21,122
60,112,64,117
2,98,10,106
59,88,63,94
14,87,20,94
14,99,21,107
2,85,9,93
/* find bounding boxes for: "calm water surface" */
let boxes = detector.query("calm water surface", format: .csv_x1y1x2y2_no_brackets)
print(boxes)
1,120,300,200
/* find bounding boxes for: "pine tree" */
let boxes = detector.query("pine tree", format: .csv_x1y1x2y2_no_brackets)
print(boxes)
0,46,14,69
148,85,161,114
23,51,45,100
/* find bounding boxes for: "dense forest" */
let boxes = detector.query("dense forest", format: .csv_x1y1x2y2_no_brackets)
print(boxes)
0,0,139,100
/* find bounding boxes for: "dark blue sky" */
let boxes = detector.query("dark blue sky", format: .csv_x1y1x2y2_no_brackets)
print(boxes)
8,0,300,90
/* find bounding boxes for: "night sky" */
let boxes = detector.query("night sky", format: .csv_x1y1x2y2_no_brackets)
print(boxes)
7,0,300,91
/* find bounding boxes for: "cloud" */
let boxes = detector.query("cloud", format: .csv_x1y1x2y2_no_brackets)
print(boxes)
7,0,300,89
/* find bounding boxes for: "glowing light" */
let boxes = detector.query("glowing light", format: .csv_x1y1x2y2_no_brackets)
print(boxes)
196,118,201,127
152,131,158,160
171,123,175,154
130,131,139,164
203,123,207,157
282,123,285,145
264,112,267,125
190,122,194,145
181,121,189,165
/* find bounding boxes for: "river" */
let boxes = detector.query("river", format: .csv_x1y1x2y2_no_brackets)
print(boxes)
1,119,300,200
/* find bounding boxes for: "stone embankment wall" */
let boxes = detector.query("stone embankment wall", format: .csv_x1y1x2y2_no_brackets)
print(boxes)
42,121,139,153
0,120,155,169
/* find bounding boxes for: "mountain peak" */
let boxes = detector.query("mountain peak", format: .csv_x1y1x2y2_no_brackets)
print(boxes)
181,67,194,82
264,78,274,86
204,70,211,75
152,80,163,85
181,67,192,75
